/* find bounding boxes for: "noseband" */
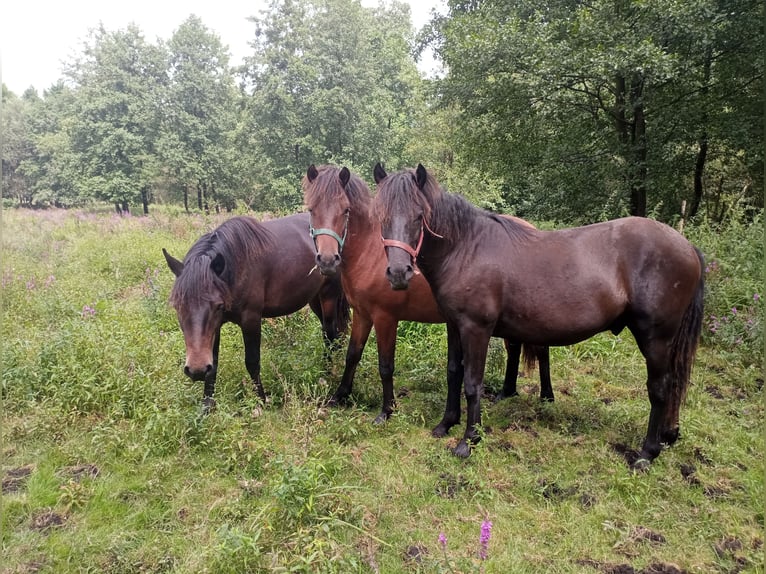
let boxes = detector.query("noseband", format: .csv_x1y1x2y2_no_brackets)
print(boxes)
310,211,349,252
381,218,442,273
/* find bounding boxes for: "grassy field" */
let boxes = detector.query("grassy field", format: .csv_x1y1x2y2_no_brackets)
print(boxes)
1,207,763,573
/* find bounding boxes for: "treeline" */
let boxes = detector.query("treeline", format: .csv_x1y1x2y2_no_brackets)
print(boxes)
2,0,762,224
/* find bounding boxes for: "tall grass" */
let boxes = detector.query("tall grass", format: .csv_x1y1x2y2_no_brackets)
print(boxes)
2,207,763,573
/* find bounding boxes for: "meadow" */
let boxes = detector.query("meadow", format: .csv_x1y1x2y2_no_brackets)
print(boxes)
1,207,763,573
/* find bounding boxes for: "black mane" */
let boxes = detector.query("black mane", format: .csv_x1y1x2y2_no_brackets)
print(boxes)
169,216,275,310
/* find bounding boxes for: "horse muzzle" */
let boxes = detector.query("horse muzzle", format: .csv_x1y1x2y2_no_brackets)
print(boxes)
386,264,414,290
184,362,215,382
315,252,341,276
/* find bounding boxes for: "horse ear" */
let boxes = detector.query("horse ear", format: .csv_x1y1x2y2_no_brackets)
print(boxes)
210,253,225,277
373,162,387,184
339,166,350,187
307,164,319,183
163,248,184,277
415,164,428,190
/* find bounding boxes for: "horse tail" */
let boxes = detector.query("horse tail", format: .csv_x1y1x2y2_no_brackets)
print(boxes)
521,343,540,374
670,246,705,404
334,283,351,336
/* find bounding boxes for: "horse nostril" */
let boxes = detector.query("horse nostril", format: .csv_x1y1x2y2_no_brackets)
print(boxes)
334,253,341,262
183,365,192,378
205,364,213,374
315,253,322,264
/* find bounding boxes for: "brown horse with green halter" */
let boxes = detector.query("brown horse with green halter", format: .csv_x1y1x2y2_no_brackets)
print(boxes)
375,164,704,470
163,214,349,412
302,164,552,430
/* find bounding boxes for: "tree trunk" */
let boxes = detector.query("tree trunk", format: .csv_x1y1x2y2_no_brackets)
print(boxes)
141,187,149,215
629,73,647,217
197,181,203,211
690,46,712,219
183,185,189,212
121,200,130,215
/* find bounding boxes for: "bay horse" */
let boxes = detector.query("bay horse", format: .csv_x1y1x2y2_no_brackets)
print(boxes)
302,164,552,429
375,164,705,469
163,214,349,412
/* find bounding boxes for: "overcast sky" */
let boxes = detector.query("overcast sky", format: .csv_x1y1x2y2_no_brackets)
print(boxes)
1,0,443,95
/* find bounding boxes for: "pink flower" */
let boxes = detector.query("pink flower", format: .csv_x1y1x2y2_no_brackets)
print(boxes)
479,520,492,560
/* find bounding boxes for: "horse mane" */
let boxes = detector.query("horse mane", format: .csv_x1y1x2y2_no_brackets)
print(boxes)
169,216,275,310
302,165,372,215
376,167,534,244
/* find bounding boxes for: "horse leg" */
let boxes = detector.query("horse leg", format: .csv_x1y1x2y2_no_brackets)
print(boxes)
634,340,674,470
201,330,221,414
242,321,266,401
454,325,491,458
495,339,521,402
373,318,398,424
433,321,464,437
328,311,372,405
537,346,554,402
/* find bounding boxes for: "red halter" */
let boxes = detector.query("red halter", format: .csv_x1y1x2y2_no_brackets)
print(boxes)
381,218,442,274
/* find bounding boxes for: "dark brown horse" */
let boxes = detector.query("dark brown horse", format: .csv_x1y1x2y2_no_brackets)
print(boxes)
163,214,349,412
302,164,551,428
375,164,705,469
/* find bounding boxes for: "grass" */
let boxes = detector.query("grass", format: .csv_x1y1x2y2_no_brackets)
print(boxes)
1,207,763,573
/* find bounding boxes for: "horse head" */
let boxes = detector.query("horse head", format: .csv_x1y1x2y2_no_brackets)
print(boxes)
375,163,433,290
303,164,354,276
163,247,228,383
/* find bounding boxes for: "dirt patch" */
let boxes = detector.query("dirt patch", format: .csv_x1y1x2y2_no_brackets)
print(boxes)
576,558,687,574
704,385,724,399
2,464,35,493
403,544,428,564
537,478,577,501
679,463,701,486
611,443,642,467
58,463,100,482
435,473,471,499
693,447,713,465
30,508,66,531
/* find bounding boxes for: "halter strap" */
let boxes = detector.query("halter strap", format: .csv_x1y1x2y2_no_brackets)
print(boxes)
310,212,349,252
381,218,441,273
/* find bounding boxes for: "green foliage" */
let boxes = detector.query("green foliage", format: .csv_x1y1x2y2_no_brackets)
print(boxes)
430,0,763,223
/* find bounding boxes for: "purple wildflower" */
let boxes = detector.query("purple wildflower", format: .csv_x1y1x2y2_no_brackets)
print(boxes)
731,307,738,315
26,279,36,291
44,275,56,288
479,520,492,560
438,532,447,550
81,304,96,318
754,293,761,302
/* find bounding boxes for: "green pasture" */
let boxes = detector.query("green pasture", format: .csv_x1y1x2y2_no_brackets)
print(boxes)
1,208,763,573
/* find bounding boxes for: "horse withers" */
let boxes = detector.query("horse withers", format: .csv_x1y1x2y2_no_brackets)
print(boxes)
163,213,349,412
302,164,552,431
375,164,704,470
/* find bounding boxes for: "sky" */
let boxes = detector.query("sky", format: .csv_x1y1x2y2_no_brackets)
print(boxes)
1,0,444,95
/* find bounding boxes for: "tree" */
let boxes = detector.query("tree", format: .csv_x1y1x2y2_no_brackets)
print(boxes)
64,24,167,214
1,86,36,205
430,0,763,223
159,15,240,212
240,0,426,211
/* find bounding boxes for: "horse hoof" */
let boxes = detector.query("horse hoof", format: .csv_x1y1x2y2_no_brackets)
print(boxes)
631,457,652,472
452,440,472,458
373,412,390,425
431,425,449,438
200,397,216,415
